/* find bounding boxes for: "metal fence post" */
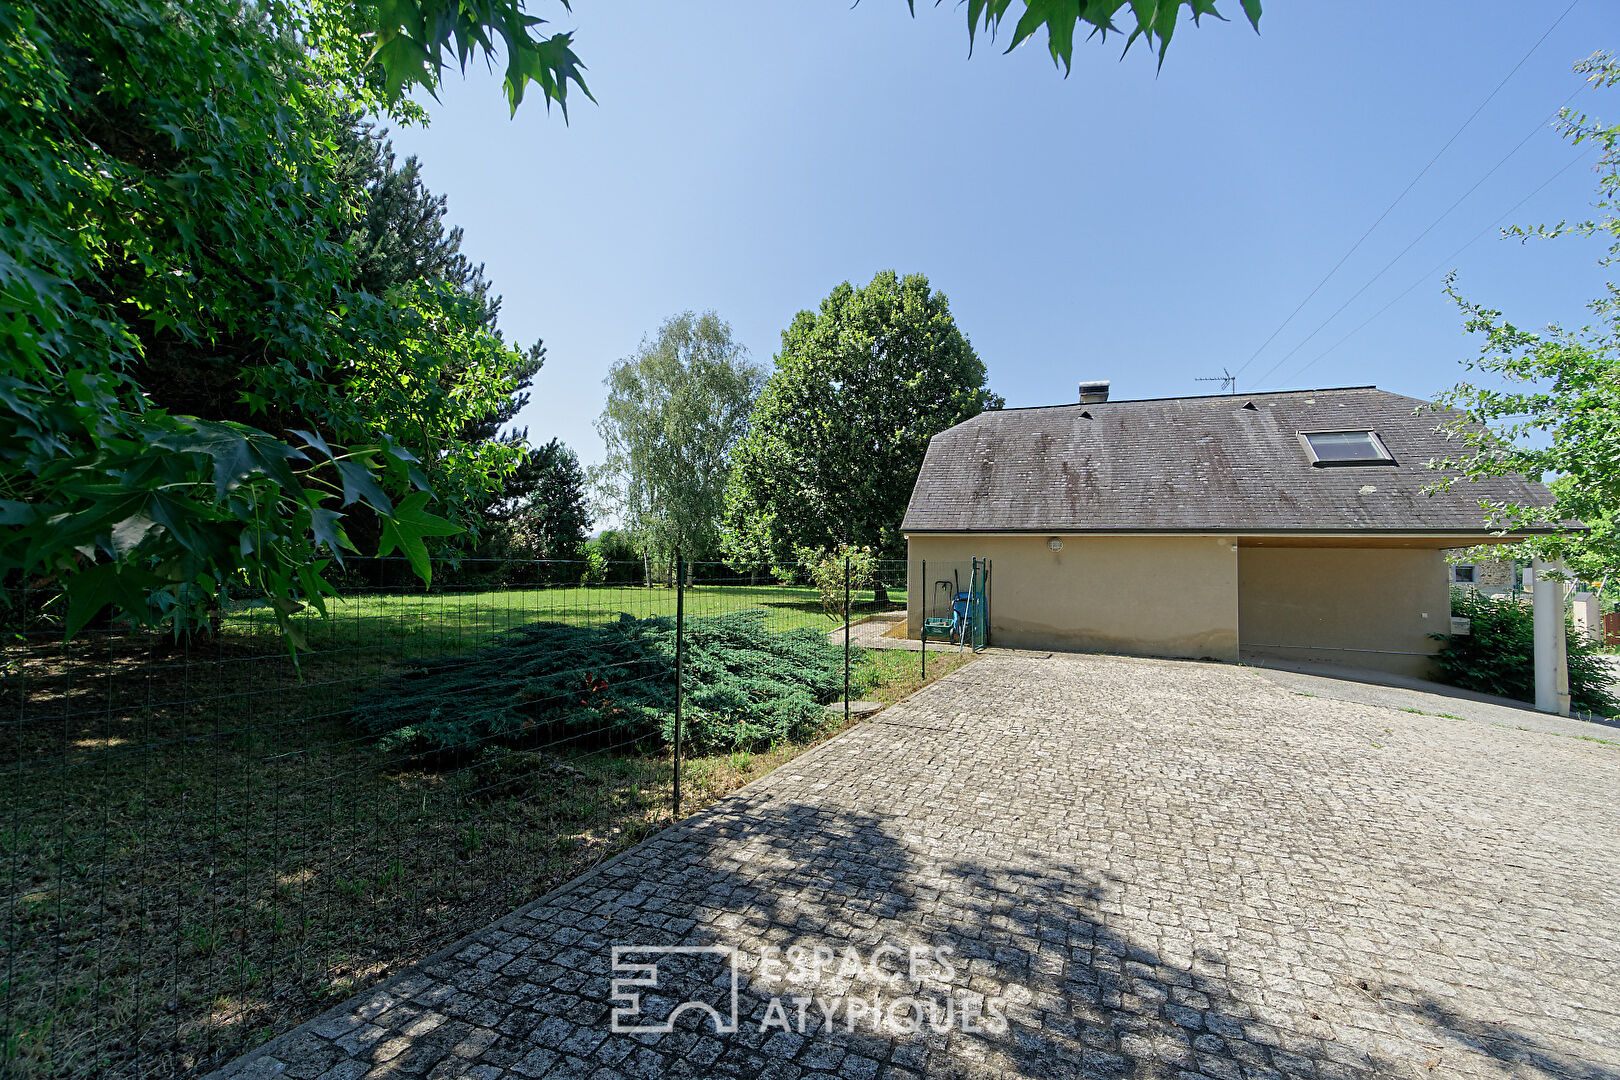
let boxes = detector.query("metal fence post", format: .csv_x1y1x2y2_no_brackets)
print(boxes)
919,557,926,678
673,549,684,818
985,558,992,649
844,552,851,725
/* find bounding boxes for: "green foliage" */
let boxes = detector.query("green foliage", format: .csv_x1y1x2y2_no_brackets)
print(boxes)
593,311,765,564
1431,55,1620,574
318,0,1255,118
581,544,609,584
352,610,843,755
1551,476,1620,583
525,440,592,564
723,271,1002,566
302,0,593,115
1431,589,1617,715
938,0,1261,71
481,439,592,578
0,1,536,643
582,530,645,584
328,120,546,538
798,544,878,623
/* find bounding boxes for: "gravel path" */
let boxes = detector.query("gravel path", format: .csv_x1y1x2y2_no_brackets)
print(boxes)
829,614,925,652
215,650,1620,1080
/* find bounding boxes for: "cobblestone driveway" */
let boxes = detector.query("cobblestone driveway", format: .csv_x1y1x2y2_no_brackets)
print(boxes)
217,651,1620,1080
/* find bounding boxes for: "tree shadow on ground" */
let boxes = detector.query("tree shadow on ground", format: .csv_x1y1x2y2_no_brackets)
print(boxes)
561,799,1613,1080
1388,998,1620,1080
617,800,1321,1080
226,802,1617,1080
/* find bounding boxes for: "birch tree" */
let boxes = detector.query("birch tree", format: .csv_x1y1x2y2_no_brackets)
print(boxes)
593,312,764,570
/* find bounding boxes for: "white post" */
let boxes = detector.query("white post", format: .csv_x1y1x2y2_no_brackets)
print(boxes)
1556,567,1572,717
1572,592,1600,641
1532,557,1571,716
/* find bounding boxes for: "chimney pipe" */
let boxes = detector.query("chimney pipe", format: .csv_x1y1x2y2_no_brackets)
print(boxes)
1078,380,1110,404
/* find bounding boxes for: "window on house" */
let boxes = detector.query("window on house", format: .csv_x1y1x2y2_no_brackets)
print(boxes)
1454,565,1475,583
1299,430,1395,466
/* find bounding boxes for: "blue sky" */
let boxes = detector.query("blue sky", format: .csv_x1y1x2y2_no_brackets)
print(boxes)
389,1,1615,476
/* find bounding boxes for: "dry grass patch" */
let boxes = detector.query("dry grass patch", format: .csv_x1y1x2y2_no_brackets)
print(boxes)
0,623,969,1079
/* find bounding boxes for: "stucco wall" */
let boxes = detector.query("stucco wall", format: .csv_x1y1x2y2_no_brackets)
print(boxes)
906,534,1240,661
1237,547,1450,677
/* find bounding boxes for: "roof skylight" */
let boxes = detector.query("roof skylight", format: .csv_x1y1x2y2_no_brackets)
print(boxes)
1299,430,1395,467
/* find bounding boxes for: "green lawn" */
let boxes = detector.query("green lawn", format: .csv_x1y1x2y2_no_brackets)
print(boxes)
2,585,935,1078
222,583,902,656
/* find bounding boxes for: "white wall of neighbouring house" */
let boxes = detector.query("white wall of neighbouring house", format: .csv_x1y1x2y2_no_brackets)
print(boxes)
1571,592,1601,644
905,534,1240,661
1237,547,1451,678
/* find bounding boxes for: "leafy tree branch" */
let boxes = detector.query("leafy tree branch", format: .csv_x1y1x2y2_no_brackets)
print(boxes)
1430,53,1620,575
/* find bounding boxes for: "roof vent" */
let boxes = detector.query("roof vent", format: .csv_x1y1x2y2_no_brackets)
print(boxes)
1241,401,1257,411
1078,380,1110,404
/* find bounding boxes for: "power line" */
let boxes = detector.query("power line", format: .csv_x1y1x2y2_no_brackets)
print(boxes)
1230,0,1580,380
1276,153,1590,385
1250,85,1586,389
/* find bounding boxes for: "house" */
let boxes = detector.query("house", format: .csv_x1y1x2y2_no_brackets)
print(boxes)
1449,557,1517,596
900,384,1558,678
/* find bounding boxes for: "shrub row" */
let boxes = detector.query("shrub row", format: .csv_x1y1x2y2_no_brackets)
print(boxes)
352,610,843,756
1431,589,1617,715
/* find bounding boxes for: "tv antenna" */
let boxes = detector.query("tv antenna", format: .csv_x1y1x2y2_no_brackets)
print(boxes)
1195,368,1236,395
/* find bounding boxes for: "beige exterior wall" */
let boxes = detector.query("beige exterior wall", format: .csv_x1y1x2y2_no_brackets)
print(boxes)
1237,547,1451,678
906,534,1239,661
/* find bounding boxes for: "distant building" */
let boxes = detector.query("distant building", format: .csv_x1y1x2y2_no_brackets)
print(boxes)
1449,558,1516,596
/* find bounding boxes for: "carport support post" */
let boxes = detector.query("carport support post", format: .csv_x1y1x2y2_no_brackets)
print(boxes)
1532,556,1571,717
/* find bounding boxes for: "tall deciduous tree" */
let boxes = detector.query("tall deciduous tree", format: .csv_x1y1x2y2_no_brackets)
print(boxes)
1432,54,1620,575
593,313,764,567
722,271,1002,569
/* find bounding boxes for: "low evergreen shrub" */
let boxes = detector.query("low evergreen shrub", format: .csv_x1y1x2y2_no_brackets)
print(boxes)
351,610,843,756
1431,589,1617,715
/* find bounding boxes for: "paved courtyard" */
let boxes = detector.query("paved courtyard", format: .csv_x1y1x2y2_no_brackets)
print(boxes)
217,651,1620,1080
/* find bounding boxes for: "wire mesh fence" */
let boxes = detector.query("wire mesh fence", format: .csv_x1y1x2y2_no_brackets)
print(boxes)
0,556,937,1078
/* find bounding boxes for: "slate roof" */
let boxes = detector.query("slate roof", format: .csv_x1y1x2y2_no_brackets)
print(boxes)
901,386,1557,535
